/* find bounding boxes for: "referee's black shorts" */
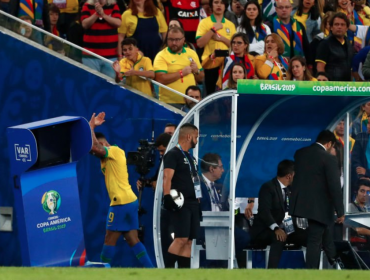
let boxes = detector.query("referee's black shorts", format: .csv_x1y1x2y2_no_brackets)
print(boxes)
171,200,200,240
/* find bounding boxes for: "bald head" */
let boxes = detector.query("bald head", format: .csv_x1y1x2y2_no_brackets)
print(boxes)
276,0,291,4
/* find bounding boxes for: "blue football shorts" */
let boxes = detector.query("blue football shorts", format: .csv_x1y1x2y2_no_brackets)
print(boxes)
106,200,139,232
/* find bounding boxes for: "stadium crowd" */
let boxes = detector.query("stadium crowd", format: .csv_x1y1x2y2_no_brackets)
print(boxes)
3,0,370,104
2,0,370,269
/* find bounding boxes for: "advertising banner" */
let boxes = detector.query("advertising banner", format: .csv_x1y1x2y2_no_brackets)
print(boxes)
238,79,370,96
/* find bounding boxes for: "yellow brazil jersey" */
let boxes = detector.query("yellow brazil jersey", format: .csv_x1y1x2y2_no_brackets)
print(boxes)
337,8,355,24
358,7,370,26
101,145,137,206
153,47,203,104
119,54,154,96
48,0,78,14
118,8,168,37
196,14,236,66
294,12,309,28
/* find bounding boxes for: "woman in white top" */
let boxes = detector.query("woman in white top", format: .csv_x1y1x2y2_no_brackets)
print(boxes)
236,0,271,56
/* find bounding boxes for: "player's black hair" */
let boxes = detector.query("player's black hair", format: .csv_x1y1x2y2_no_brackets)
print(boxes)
155,133,171,147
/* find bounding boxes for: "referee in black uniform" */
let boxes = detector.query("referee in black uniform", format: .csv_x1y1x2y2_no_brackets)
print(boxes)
162,123,201,268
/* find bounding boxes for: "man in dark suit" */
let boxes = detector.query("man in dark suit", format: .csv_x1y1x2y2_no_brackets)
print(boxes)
198,153,250,267
200,153,227,212
251,160,307,268
290,130,345,269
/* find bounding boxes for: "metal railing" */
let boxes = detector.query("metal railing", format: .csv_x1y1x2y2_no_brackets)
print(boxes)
0,10,199,104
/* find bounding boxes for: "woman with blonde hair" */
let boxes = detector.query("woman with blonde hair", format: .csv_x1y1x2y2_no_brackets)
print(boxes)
255,33,288,80
286,56,317,81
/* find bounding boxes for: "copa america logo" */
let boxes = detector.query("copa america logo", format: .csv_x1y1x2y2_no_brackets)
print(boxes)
41,190,61,215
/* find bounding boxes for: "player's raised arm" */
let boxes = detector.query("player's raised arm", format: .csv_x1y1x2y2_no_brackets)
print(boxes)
89,112,107,158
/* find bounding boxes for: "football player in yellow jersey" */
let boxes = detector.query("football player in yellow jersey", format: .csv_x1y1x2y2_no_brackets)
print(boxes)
88,112,154,268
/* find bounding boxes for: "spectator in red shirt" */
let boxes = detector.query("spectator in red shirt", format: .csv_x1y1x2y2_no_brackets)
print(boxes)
162,0,201,46
81,0,122,78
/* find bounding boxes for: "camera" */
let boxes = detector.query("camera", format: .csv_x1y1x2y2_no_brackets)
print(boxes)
127,139,156,176
127,139,157,217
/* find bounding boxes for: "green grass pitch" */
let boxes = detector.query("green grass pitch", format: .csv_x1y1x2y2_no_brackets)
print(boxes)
0,268,367,280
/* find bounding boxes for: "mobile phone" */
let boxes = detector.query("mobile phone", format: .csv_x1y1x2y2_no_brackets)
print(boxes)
214,50,229,57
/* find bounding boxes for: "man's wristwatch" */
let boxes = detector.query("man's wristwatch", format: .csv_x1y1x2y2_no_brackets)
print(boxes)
274,226,280,231
247,200,255,204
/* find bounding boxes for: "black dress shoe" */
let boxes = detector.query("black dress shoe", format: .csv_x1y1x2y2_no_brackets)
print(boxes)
328,257,344,269
327,257,336,266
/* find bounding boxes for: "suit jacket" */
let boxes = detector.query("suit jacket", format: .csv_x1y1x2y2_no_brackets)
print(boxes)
199,175,229,212
290,143,344,225
251,177,286,238
197,175,229,246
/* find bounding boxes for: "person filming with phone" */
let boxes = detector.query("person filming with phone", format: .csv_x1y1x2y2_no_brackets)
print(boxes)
217,32,257,90
196,0,236,96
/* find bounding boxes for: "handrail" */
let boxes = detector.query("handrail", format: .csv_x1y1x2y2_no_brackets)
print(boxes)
0,10,110,63
140,76,200,103
0,10,199,104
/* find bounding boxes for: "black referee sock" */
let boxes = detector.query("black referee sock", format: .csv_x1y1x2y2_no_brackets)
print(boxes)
177,256,190,268
165,253,178,268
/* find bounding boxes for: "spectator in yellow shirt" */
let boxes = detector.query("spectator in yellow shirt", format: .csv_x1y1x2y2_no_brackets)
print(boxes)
255,33,289,80
154,26,204,108
196,0,236,95
117,0,168,62
354,0,370,26
113,38,155,96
